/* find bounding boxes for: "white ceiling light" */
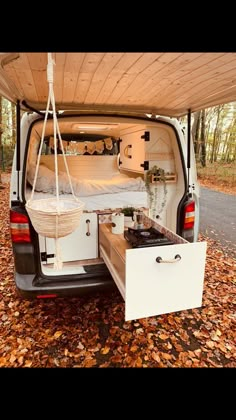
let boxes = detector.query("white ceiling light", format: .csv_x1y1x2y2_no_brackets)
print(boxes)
72,123,118,131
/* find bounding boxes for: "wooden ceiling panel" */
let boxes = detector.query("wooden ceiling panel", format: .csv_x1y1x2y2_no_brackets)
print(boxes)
159,66,236,110
95,53,145,104
104,53,163,104
73,53,105,103
115,53,197,105
84,53,124,104
63,53,85,103
1,52,236,117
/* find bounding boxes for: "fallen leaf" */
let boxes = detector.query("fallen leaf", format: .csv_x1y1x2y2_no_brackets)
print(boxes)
161,352,173,360
135,357,142,367
18,356,24,365
77,342,84,350
101,346,110,355
54,331,63,339
24,360,33,368
210,331,220,341
9,354,16,364
206,340,215,349
152,352,161,363
159,333,169,340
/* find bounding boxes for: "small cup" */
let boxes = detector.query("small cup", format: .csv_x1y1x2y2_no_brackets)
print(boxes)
111,213,124,234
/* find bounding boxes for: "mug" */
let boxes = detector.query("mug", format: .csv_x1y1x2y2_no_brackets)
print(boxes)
111,213,124,234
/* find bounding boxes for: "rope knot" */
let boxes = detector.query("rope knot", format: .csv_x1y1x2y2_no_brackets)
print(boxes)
47,54,55,84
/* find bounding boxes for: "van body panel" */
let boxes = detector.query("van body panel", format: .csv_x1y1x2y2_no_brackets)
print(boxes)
9,112,203,313
2,52,219,316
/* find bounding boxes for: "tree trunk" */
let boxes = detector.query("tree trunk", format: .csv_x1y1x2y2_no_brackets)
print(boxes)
210,106,221,163
200,109,206,167
0,96,2,185
11,102,16,146
192,111,201,157
232,141,236,161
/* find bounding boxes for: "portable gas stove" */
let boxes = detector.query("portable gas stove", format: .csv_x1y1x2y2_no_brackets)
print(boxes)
124,227,174,248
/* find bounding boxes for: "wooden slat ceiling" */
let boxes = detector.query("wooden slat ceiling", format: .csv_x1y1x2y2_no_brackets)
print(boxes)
0,52,236,117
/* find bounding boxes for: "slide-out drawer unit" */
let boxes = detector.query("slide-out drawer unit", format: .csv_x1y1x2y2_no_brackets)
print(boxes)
99,220,207,321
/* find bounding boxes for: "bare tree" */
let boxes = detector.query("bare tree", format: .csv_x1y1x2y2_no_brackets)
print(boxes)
200,109,206,167
210,105,224,163
11,102,16,146
192,111,201,157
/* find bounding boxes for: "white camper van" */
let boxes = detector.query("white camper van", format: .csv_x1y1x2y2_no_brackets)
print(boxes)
1,52,235,321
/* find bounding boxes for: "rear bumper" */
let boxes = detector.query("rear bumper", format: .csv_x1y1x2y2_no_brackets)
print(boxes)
15,271,115,299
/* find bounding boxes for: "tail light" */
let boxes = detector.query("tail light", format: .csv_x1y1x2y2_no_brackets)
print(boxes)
10,210,31,243
183,200,195,230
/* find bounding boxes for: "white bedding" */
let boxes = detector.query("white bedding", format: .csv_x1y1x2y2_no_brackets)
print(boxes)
27,164,146,196
26,188,148,211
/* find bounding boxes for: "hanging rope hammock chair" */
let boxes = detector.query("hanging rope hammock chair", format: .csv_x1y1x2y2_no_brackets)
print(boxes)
26,53,84,270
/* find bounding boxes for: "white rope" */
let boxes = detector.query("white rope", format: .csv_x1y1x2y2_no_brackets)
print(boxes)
53,215,63,270
56,119,77,200
28,88,51,203
26,52,84,269
28,52,77,204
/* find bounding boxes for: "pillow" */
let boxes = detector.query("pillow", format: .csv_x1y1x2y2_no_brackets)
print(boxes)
27,163,57,193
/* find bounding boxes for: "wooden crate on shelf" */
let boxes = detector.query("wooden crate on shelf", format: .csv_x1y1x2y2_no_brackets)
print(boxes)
151,173,177,184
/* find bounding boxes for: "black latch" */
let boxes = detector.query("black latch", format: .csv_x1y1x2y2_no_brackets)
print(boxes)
141,131,150,141
140,161,149,170
41,252,55,262
41,252,47,262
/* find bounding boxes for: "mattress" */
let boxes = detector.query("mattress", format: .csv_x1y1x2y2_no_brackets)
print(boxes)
25,188,148,211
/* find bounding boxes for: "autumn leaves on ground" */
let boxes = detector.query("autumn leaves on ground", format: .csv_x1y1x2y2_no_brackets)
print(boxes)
0,182,235,368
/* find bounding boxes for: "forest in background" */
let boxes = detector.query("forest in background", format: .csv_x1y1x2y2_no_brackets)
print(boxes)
0,97,235,186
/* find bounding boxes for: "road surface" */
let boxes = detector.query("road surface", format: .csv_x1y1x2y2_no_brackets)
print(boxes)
200,187,236,257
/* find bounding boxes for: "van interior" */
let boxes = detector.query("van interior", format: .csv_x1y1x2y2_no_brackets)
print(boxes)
24,115,186,276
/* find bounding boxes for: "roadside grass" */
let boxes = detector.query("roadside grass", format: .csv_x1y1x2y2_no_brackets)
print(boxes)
197,162,236,188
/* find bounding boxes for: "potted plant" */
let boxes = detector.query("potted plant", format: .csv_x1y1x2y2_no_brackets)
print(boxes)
145,165,167,220
121,206,137,227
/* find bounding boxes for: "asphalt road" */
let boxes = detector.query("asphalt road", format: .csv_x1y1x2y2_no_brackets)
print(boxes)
200,187,236,257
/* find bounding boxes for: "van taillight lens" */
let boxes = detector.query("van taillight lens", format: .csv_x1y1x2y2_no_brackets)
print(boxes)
183,201,195,229
10,210,31,243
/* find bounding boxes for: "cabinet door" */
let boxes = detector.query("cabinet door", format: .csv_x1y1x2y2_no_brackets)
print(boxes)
120,130,145,172
125,241,207,321
45,213,98,263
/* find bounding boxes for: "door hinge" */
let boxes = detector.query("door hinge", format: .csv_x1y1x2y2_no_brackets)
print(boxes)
141,131,150,141
140,161,149,170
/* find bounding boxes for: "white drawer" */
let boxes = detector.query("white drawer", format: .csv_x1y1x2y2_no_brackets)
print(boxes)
125,242,207,321
45,212,98,263
100,226,207,321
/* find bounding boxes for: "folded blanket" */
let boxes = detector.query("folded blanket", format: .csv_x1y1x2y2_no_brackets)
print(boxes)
27,164,146,197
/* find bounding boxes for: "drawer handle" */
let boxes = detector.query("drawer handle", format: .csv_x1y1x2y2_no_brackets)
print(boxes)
156,254,181,264
86,219,91,236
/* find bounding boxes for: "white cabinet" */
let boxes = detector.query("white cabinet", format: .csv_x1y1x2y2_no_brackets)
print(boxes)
99,223,207,321
119,125,175,174
44,212,98,263
119,129,145,173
